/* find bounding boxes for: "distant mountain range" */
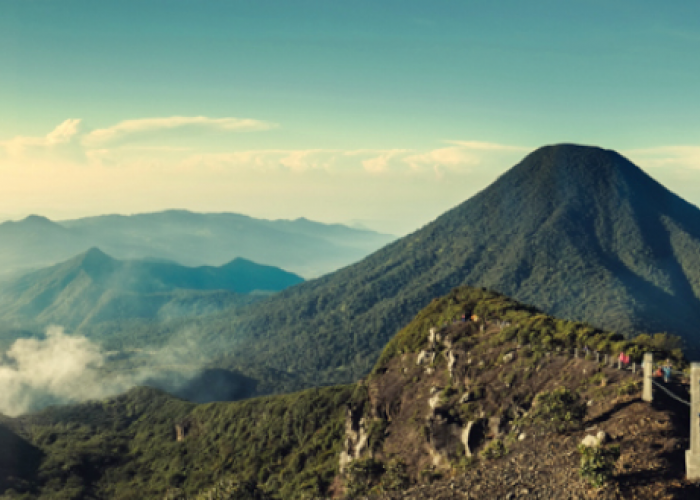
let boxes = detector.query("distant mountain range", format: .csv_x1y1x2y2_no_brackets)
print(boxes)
194,143,700,390
0,210,396,278
4,144,700,401
0,247,303,332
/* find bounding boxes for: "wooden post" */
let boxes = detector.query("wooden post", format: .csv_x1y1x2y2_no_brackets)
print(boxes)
596,352,600,363
617,358,622,370
687,363,700,479
574,348,578,359
632,362,636,374
642,353,653,403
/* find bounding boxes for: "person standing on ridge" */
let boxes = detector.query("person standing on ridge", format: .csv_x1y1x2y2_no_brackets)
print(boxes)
663,364,672,383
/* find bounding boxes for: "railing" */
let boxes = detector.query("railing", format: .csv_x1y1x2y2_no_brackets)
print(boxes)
546,347,698,479
530,346,699,479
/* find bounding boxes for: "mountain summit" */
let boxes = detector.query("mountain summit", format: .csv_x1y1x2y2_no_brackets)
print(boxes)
213,144,700,388
448,143,700,339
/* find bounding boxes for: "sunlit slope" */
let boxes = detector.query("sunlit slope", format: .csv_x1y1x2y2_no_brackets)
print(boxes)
212,144,700,386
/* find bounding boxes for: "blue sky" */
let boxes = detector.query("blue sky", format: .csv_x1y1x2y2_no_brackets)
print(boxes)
1,0,699,234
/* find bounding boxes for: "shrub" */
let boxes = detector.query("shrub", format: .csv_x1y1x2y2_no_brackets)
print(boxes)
366,419,388,453
344,458,385,497
380,459,410,492
525,387,586,433
617,380,640,396
578,444,620,487
480,439,507,459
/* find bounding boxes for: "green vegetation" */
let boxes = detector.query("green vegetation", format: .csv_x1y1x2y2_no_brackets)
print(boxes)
182,143,700,396
343,458,385,497
2,385,356,499
0,276,691,499
518,387,587,433
578,444,621,488
379,459,410,493
373,287,685,373
0,248,302,333
617,379,641,396
5,144,700,410
480,439,508,459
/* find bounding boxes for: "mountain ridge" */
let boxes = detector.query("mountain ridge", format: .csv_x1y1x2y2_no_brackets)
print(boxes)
0,248,304,332
198,143,700,390
0,210,396,278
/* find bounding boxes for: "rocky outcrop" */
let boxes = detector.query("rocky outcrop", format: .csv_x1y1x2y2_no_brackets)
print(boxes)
426,414,466,466
580,430,607,448
339,405,371,473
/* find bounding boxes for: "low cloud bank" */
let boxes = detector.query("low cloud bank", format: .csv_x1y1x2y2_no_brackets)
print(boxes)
0,326,209,417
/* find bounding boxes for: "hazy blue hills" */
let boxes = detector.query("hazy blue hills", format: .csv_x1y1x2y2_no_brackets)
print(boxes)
196,144,700,389
0,248,303,332
0,210,396,278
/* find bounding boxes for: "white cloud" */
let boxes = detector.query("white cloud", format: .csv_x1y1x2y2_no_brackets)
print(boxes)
1,118,83,157
177,143,528,179
403,146,479,174
279,149,337,173
82,116,277,147
444,140,529,152
361,149,410,174
625,145,700,171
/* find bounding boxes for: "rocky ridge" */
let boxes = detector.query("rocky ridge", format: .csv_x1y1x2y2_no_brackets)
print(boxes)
333,287,697,499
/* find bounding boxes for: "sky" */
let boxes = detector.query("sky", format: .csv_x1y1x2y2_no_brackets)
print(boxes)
1,0,699,235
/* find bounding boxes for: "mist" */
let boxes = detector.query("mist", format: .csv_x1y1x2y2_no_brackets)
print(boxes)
0,325,220,417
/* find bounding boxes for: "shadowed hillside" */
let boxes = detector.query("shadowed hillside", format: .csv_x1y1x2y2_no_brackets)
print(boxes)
0,420,42,496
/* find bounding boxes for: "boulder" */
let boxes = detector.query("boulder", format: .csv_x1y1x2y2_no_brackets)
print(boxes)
580,432,607,448
488,416,503,438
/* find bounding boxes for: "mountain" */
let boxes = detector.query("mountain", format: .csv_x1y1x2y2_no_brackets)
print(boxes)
1,286,693,499
0,210,396,278
197,143,700,389
0,248,303,332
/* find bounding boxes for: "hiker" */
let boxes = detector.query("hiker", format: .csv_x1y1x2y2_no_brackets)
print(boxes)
663,365,672,383
618,352,628,366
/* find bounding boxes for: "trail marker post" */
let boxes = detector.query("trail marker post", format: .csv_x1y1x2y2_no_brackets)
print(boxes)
687,362,700,479
643,353,653,403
